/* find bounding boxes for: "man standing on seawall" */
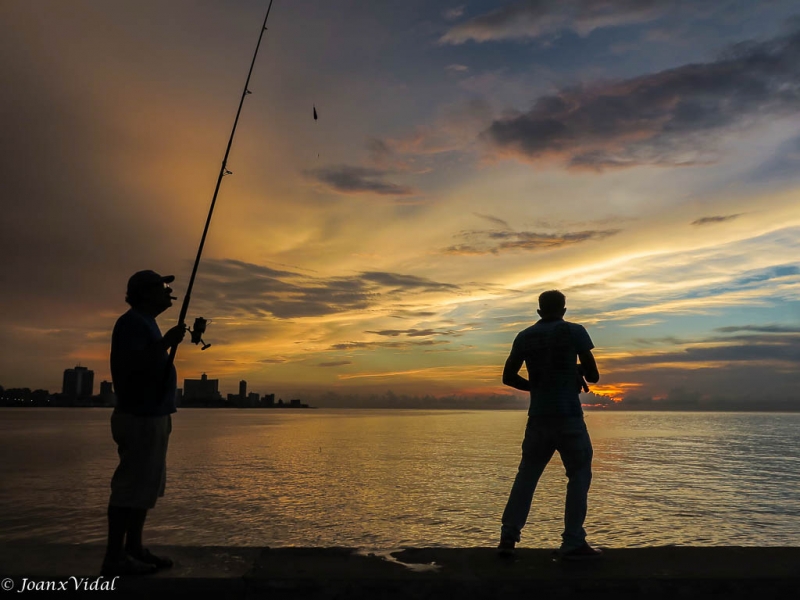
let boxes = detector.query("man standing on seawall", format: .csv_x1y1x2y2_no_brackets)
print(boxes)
102,270,186,576
498,290,602,559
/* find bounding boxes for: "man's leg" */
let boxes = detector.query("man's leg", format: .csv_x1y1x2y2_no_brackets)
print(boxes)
501,420,556,543
103,505,131,564
124,508,148,556
557,418,593,551
124,414,173,569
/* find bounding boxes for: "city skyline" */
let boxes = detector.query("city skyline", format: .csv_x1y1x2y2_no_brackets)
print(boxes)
2,1,800,410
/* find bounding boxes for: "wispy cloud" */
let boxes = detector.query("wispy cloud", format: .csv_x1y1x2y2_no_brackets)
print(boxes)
440,0,671,44
483,27,800,169
444,228,620,255
692,214,742,226
316,360,352,367
330,340,450,351
305,165,416,196
443,6,465,21
365,328,461,337
368,98,493,165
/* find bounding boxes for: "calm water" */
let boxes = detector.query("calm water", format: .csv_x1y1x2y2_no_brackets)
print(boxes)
1,408,799,548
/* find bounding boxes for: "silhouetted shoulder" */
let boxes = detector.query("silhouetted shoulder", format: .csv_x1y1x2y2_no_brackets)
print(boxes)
564,321,594,353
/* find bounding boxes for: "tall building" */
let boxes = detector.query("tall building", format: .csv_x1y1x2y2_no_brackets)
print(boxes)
183,373,220,400
239,380,247,399
62,366,94,398
100,381,113,396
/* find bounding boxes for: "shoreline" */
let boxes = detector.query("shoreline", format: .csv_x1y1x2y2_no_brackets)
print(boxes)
1,545,799,598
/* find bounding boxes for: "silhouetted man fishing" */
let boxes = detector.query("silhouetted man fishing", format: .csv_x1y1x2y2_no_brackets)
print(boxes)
102,270,186,576
498,290,601,560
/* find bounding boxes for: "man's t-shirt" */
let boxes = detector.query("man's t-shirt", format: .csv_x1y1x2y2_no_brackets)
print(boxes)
509,318,594,417
110,308,177,417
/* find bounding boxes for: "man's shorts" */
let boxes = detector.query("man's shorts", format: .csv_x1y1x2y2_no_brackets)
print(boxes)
109,411,172,509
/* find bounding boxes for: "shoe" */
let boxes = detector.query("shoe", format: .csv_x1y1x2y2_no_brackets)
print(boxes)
129,547,174,569
497,538,516,557
558,543,603,561
100,554,158,576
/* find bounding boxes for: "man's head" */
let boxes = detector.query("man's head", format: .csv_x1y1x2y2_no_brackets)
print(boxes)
537,289,566,320
126,270,176,315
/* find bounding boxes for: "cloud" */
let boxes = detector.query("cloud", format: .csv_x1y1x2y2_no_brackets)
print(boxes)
193,259,461,320
365,328,460,337
440,0,670,44
692,214,742,226
368,98,493,165
483,28,800,169
444,228,620,255
446,64,470,72
443,6,465,21
316,361,352,367
714,325,800,334
473,213,511,229
359,271,460,292
606,331,800,370
329,340,450,351
305,165,416,196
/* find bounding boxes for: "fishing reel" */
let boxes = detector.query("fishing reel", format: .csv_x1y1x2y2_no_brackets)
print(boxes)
188,317,211,350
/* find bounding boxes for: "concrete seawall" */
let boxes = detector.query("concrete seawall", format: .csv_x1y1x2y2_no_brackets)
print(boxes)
1,544,799,598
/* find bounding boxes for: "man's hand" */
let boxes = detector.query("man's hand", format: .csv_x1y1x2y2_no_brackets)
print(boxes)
162,324,187,349
576,365,589,393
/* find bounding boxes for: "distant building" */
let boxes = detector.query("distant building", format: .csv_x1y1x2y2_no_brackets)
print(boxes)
100,381,113,396
63,366,94,398
262,393,275,407
239,380,247,399
183,373,220,400
248,392,259,403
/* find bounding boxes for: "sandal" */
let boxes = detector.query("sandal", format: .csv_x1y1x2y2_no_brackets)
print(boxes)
132,547,174,569
101,554,158,576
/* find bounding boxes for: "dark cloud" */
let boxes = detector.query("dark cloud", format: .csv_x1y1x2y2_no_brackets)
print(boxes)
305,165,416,196
192,259,461,320
601,328,800,409
692,214,742,226
440,0,672,44
444,228,620,255
483,28,800,169
316,361,352,367
607,332,800,368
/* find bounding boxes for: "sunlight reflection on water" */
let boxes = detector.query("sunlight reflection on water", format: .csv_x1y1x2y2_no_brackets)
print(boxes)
1,408,799,548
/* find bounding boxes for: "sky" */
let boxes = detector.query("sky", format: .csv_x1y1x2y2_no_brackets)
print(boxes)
1,0,800,409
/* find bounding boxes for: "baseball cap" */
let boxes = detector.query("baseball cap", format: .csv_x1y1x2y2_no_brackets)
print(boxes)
127,270,175,296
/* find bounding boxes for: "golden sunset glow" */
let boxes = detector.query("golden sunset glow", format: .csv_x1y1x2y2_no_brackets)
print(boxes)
2,1,800,409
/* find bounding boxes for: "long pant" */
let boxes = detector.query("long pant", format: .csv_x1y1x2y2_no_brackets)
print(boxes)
501,416,593,550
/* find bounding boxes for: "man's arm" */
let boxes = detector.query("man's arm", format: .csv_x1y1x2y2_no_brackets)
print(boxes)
578,350,599,384
502,343,530,392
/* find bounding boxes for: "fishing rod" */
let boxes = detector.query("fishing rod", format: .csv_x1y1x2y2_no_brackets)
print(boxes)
168,0,275,368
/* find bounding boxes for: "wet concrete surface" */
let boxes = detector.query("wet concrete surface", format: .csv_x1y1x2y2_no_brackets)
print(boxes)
1,544,799,598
